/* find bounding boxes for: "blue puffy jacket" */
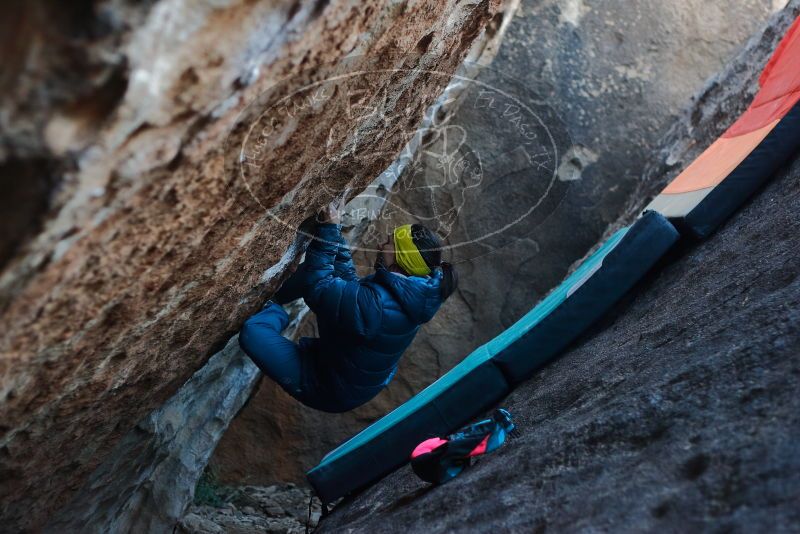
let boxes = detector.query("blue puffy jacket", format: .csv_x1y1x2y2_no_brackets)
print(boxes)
298,223,443,411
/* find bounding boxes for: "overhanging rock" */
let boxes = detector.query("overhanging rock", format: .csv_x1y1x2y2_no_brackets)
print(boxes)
0,0,513,530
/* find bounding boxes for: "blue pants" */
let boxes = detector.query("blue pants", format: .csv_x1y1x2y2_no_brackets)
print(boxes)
240,303,355,412
239,303,310,401
239,267,350,411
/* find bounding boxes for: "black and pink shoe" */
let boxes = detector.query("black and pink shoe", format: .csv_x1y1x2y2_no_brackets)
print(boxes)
410,409,516,484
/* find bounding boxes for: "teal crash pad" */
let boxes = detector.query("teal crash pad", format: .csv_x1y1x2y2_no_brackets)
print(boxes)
307,211,679,503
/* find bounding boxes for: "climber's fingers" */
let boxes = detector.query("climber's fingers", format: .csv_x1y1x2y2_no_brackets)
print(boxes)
340,186,353,206
317,188,350,224
325,200,341,224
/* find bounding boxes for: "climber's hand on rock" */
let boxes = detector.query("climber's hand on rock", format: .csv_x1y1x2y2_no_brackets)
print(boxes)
315,205,334,224
327,201,341,224
318,187,352,224
316,203,337,224
321,198,345,224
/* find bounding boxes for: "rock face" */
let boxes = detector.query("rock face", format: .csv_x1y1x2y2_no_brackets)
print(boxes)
44,336,261,533
317,4,800,532
42,235,318,533
0,0,513,530
211,0,781,486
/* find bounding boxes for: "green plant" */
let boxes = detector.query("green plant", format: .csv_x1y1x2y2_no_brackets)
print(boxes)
193,466,226,507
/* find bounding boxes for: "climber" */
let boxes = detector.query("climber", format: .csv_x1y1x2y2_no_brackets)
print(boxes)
238,199,458,413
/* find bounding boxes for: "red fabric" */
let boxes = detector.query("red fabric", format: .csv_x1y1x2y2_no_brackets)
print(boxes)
726,15,800,138
411,437,447,458
759,14,800,90
468,435,490,457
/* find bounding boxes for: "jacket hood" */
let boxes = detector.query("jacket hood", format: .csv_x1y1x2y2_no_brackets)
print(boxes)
373,267,443,325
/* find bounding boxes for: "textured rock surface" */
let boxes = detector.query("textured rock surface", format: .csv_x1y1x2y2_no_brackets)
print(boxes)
211,0,782,486
0,0,512,530
44,280,314,533
43,17,512,526
179,484,321,534
44,335,261,533
318,4,800,531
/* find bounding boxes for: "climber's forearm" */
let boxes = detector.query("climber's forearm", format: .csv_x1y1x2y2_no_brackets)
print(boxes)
306,223,340,265
301,223,342,295
334,231,359,282
273,262,308,304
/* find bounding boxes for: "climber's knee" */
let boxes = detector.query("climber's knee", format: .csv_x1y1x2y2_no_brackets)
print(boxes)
239,304,285,356
238,320,259,357
242,302,289,331
238,306,304,386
